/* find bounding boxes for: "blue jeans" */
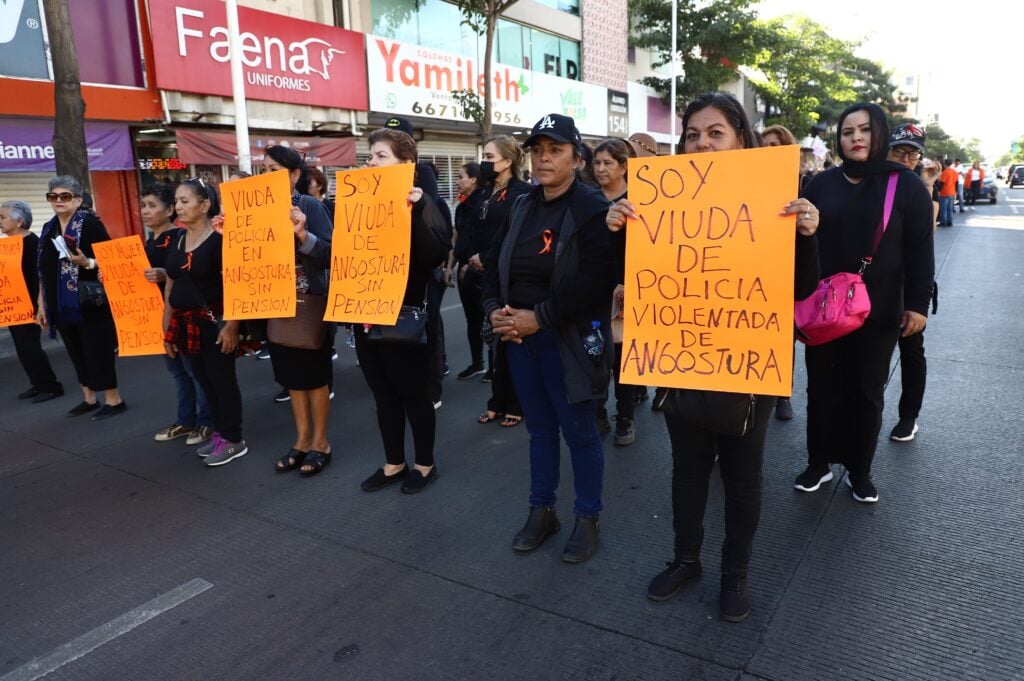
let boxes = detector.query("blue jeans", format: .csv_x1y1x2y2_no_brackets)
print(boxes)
164,353,214,428
939,196,954,225
506,329,604,517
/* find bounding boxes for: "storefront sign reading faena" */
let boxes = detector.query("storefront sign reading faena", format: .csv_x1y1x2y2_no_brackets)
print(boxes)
366,36,612,137
148,0,367,110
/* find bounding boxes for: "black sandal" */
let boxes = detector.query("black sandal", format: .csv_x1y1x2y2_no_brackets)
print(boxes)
275,448,308,472
300,450,331,476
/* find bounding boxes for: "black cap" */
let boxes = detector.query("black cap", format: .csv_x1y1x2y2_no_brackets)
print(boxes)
384,117,414,137
523,113,581,150
889,123,926,151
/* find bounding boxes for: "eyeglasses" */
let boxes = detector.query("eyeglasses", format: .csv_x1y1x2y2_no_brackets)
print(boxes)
891,148,923,161
45,192,80,203
183,177,211,199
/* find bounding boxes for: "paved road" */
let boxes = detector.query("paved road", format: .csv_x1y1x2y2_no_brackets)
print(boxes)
2,196,1022,680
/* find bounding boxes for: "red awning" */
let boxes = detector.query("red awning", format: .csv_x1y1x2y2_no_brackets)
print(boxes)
175,129,356,167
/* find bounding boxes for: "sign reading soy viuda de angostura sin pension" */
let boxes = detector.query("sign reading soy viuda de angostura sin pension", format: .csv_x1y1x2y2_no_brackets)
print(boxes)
620,146,798,396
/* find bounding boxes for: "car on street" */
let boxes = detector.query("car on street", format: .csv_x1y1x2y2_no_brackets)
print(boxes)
1010,166,1024,188
976,176,998,203
1006,164,1024,185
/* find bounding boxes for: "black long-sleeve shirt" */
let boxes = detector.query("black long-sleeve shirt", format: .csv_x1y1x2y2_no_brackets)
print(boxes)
804,167,934,324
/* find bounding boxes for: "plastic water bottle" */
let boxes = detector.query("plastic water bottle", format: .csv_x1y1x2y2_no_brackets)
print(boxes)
582,321,604,365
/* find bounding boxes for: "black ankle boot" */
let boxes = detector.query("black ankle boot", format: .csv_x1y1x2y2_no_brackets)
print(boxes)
561,515,600,564
512,506,560,552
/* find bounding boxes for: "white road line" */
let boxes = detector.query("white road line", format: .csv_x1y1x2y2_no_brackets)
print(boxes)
1,578,213,681
440,302,463,312
1011,205,1019,215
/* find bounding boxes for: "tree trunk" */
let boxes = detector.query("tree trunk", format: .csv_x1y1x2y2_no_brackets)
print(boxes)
42,0,90,192
481,9,496,143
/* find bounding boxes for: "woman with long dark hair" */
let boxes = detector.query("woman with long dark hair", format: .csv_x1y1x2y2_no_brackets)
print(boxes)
36,175,125,419
142,184,214,446
608,92,821,621
794,103,934,503
357,128,450,495
163,179,247,466
452,161,488,379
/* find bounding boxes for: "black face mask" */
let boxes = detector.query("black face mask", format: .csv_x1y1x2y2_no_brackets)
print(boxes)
479,161,499,183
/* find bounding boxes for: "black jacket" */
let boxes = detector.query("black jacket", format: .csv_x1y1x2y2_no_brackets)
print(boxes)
482,181,615,403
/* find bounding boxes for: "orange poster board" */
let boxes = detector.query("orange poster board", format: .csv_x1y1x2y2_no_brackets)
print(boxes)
620,145,798,396
92,237,166,356
0,236,36,328
325,164,414,324
221,169,296,320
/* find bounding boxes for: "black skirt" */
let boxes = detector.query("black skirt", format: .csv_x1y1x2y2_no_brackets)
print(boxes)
268,340,331,391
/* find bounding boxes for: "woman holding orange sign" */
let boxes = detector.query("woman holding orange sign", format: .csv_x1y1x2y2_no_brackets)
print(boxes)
606,92,821,622
261,145,335,478
356,128,450,495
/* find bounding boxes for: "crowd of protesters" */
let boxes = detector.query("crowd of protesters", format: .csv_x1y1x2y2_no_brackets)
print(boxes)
6,92,946,624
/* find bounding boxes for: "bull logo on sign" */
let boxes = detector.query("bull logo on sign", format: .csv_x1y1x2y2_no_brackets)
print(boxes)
294,38,345,81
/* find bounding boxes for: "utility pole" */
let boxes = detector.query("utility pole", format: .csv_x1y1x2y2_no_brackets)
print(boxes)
225,0,251,173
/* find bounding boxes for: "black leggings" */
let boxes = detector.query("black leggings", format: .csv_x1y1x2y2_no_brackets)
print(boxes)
189,321,243,442
355,329,436,467
897,331,926,420
666,395,775,576
458,267,485,368
487,340,521,416
9,323,61,392
805,320,899,476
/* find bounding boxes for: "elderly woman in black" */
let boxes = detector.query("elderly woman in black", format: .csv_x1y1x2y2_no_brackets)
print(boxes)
794,103,934,503
357,128,450,495
483,114,617,564
608,92,821,622
36,176,125,419
1,200,63,402
261,145,336,476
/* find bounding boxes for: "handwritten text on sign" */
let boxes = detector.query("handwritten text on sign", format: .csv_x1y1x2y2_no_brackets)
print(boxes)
222,169,296,320
92,237,166,356
326,164,414,324
620,146,797,396
0,236,36,328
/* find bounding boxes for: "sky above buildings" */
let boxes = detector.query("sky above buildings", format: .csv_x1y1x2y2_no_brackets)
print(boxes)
757,0,1018,160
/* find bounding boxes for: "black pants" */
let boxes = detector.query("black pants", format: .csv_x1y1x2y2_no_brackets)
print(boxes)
189,321,243,442
458,267,486,368
427,268,447,403
487,340,521,416
805,320,899,476
9,323,61,392
612,342,639,420
355,329,436,467
897,331,926,419
56,306,118,391
968,181,981,205
666,395,775,576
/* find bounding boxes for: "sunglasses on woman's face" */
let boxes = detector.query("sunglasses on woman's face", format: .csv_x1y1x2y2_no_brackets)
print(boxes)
45,192,80,203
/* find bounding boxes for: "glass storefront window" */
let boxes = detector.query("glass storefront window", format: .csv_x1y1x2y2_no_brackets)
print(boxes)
496,20,526,70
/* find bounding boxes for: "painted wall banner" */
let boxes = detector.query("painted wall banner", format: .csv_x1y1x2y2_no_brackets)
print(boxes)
91,237,166,356
0,118,134,172
175,129,357,168
0,236,36,328
620,146,798,396
148,0,368,110
325,164,413,325
221,170,296,320
365,36,610,137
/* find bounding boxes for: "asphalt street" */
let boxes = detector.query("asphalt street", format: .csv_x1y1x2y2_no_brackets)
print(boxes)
1,185,1023,680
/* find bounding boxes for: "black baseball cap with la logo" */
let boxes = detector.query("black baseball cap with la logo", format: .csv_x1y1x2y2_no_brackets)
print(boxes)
523,113,581,150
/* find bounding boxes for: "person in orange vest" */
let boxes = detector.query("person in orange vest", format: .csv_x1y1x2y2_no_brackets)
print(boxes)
937,159,959,226
964,161,985,207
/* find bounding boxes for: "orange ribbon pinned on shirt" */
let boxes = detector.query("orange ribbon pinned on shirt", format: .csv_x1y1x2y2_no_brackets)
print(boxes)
538,229,553,255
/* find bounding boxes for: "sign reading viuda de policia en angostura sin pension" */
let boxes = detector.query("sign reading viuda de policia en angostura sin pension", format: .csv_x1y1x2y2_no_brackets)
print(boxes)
365,36,615,137
148,0,368,110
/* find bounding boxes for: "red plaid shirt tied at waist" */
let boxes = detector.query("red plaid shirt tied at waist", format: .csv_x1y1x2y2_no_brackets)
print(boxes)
165,307,218,355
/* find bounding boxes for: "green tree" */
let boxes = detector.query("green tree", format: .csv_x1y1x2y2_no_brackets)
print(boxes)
452,0,523,141
747,15,859,137
629,0,762,109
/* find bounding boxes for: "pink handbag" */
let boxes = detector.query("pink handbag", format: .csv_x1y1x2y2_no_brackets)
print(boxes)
795,172,898,346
